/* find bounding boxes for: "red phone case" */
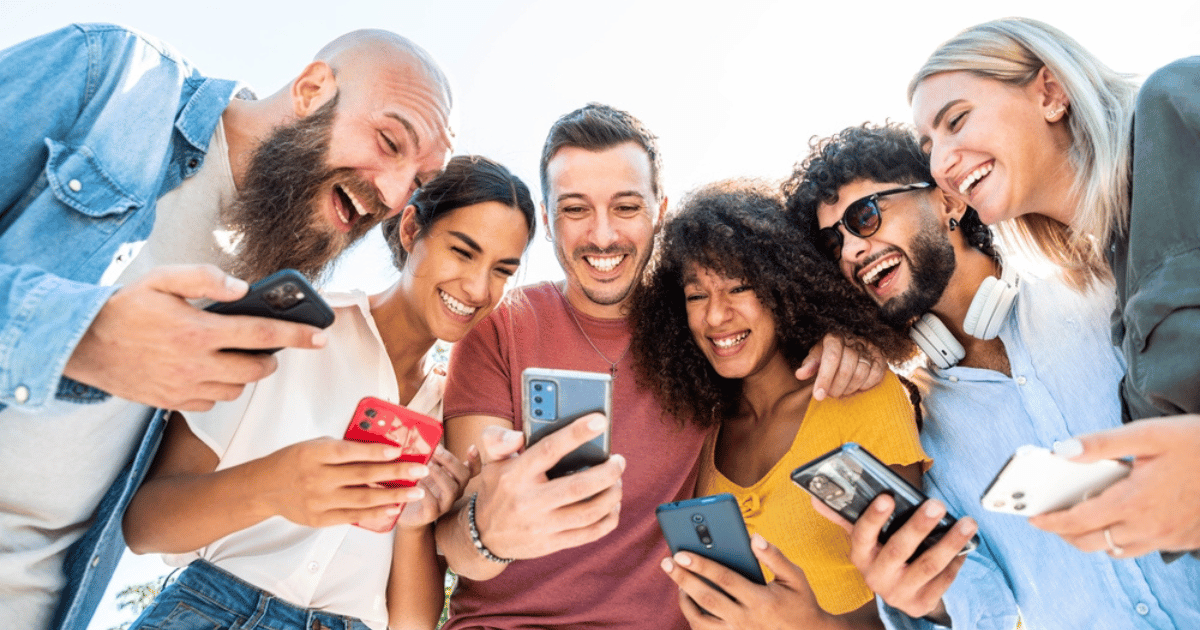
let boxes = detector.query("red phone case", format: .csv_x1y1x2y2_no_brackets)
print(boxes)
343,396,444,531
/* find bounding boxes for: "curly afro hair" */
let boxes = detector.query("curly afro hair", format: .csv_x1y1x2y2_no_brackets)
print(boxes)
628,178,915,428
782,121,995,258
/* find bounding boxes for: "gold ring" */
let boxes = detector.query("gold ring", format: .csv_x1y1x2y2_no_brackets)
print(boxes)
1103,527,1124,556
858,358,872,366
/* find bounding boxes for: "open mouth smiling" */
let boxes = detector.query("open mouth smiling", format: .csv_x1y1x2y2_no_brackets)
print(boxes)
958,161,994,197
584,254,626,273
858,255,901,291
711,331,749,350
440,290,477,318
332,183,373,231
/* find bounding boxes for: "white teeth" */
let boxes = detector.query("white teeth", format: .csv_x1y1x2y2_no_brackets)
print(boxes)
958,163,994,195
713,332,748,349
861,258,900,287
585,255,624,272
440,290,476,317
338,184,371,217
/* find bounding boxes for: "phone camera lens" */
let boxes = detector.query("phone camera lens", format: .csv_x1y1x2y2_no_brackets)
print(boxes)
534,396,543,403
359,421,370,430
534,383,543,392
1012,491,1025,499
1014,502,1026,511
264,282,303,310
534,409,543,417
365,408,377,418
691,514,704,523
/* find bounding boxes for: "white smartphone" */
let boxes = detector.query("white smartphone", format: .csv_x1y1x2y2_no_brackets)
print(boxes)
980,445,1131,516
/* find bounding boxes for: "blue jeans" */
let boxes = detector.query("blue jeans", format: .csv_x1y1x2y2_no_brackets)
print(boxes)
129,561,372,630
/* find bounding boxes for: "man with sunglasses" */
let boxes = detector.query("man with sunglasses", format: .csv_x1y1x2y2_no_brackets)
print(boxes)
783,122,1200,630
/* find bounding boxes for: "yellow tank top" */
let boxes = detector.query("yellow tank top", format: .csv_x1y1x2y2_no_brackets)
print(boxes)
698,371,929,614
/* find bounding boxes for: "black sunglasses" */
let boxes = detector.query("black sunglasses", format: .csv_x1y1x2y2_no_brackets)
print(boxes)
816,182,933,262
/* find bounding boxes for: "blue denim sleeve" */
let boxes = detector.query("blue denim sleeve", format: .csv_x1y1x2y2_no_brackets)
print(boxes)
0,25,163,411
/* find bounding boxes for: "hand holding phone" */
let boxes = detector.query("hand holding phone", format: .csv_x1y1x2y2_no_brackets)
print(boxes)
980,445,1131,516
343,396,443,531
204,269,335,353
657,493,766,588
521,368,612,478
793,443,979,558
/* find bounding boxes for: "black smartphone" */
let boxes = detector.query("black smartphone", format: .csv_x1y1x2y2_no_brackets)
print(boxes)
520,368,612,479
657,493,766,586
792,442,979,559
204,269,335,353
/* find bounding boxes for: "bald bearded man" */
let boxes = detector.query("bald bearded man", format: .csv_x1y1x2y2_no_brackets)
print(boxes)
0,24,452,630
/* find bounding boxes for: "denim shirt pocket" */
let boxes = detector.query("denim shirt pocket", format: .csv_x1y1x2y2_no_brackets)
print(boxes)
44,139,143,229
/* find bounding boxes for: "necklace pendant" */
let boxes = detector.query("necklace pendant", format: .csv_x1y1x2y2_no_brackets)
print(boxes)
609,365,618,378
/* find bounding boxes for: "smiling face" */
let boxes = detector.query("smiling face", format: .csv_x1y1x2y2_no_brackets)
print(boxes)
817,179,955,327
683,265,783,380
544,142,665,318
398,200,528,342
912,70,1074,226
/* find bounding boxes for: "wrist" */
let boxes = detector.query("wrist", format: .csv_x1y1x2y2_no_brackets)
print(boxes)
467,493,513,564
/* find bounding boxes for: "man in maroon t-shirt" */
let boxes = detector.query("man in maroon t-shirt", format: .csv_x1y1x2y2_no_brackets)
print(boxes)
435,104,883,629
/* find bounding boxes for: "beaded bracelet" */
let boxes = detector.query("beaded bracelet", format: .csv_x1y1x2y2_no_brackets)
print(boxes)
467,493,514,564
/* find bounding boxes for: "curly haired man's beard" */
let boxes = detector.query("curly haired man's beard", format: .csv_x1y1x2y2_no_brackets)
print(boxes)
225,95,383,283
879,227,956,330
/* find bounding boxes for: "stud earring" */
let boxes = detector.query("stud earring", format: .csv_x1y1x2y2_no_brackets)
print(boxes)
948,217,959,231
1047,106,1065,120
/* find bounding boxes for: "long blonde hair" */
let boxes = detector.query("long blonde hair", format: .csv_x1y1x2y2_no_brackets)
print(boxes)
909,17,1137,288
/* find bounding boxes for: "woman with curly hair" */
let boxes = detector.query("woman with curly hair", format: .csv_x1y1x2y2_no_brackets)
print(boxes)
630,178,927,629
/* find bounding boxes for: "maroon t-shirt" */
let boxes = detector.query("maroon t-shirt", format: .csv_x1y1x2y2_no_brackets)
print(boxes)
443,282,708,630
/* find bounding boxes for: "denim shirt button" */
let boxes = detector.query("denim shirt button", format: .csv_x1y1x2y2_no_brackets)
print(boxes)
1136,603,1150,615
68,179,82,192
90,555,100,567
13,385,29,403
187,157,200,169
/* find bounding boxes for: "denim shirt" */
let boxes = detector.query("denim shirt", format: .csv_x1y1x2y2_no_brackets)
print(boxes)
0,24,238,630
881,273,1200,630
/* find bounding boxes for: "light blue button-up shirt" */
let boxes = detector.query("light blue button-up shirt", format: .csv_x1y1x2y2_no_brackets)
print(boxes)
881,272,1200,630
0,23,239,630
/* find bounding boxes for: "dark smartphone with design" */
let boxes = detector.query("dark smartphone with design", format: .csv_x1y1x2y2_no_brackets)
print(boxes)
980,445,1130,516
657,493,766,588
204,268,335,353
520,368,611,479
792,442,979,559
342,396,444,532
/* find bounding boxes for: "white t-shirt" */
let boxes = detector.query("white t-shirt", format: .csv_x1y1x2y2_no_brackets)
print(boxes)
165,291,446,630
0,123,235,630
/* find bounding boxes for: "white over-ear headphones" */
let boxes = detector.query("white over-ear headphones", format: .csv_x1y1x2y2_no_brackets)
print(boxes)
909,256,1018,369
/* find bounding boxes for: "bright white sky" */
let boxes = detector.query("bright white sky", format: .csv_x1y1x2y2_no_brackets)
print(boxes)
3,0,1196,627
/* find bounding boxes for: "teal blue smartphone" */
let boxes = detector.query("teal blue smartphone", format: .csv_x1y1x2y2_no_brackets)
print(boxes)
656,493,765,585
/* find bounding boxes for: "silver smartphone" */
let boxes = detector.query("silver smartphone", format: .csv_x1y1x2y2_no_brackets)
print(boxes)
980,445,1131,516
792,442,979,558
520,368,612,479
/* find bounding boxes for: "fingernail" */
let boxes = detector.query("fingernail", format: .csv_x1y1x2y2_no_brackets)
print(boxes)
958,519,977,536
408,487,425,500
386,505,402,515
751,533,768,550
383,447,403,458
611,454,626,471
587,415,606,432
467,444,479,458
924,501,945,518
502,430,521,444
814,388,826,400
874,498,891,512
411,465,429,477
435,444,448,456
661,557,674,573
311,332,328,347
674,552,692,567
1054,438,1083,458
225,276,248,293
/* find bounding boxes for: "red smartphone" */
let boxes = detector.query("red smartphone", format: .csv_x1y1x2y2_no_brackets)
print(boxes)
342,396,443,531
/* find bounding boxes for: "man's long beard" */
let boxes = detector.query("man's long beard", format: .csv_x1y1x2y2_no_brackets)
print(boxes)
880,225,956,329
225,95,382,283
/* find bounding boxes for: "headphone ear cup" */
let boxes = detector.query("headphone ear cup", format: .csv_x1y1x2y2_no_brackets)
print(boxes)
962,275,997,338
978,280,1018,339
910,313,965,369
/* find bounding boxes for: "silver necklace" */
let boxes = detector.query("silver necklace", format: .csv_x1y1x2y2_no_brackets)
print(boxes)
554,283,632,378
